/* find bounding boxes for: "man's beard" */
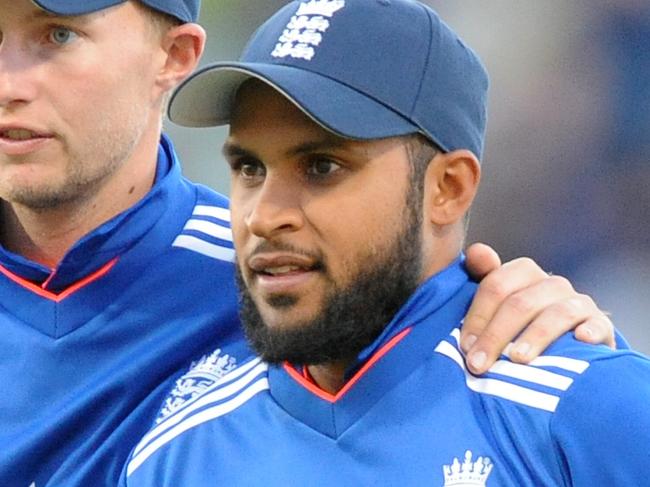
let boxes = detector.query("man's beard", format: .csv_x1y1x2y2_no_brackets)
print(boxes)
236,180,424,366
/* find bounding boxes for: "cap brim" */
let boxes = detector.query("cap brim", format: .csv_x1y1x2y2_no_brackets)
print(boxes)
168,62,419,140
32,0,124,16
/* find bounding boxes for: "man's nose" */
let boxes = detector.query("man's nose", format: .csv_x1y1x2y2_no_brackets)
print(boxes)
244,176,305,239
0,41,38,109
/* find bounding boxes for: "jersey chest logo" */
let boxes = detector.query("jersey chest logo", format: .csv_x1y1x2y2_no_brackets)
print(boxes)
442,450,493,486
156,348,237,422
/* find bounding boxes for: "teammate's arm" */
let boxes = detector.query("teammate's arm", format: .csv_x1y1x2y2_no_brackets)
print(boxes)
462,243,615,374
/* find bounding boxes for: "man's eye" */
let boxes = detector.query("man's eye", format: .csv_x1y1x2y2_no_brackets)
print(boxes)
48,27,78,45
239,162,265,179
307,158,341,177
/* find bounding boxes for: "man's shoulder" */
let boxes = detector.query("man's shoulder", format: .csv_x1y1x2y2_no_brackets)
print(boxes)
474,332,650,419
545,334,650,411
434,328,632,415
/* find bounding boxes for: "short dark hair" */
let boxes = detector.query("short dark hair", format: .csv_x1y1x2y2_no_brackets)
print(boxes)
404,134,439,193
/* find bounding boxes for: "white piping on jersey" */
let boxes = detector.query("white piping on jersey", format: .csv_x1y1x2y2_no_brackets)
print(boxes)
128,366,269,477
183,219,233,242
134,358,266,457
436,329,590,412
172,204,235,262
192,204,231,222
481,359,574,391
172,235,235,262
451,328,590,374
525,355,590,374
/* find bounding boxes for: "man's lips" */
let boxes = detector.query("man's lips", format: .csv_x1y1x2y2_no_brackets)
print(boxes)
248,253,320,275
247,253,322,294
0,125,54,156
0,124,52,139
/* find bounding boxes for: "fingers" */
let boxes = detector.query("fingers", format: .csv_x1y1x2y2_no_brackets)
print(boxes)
505,295,615,363
464,242,502,281
574,315,616,349
461,255,547,354
461,244,617,375
462,264,567,373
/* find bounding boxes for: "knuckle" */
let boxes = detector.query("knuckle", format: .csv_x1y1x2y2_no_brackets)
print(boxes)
552,300,582,323
479,277,510,300
507,256,538,272
476,329,505,348
546,274,573,291
517,256,537,268
577,293,598,309
464,312,490,330
503,292,535,316
523,322,553,342
592,315,614,334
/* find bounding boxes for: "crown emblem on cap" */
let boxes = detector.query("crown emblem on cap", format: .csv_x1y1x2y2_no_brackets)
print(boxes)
443,450,493,486
296,0,345,18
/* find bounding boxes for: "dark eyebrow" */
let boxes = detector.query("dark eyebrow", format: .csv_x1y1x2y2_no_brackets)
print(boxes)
222,136,347,160
287,136,347,157
222,142,253,159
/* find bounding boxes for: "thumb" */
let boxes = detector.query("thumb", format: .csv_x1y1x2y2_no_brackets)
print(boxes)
465,242,502,281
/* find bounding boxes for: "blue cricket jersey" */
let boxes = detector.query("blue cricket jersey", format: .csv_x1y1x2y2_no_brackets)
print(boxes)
123,259,650,486
0,135,250,486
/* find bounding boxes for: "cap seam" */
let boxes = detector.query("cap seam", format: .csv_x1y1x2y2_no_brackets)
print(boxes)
409,3,434,120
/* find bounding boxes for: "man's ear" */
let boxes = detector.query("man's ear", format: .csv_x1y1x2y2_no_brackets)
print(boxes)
155,23,206,93
424,149,481,226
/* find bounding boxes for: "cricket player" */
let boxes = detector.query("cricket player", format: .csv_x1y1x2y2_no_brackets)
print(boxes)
123,1,650,485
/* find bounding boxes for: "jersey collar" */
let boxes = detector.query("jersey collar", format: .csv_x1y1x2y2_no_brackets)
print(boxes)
268,257,477,438
0,134,176,292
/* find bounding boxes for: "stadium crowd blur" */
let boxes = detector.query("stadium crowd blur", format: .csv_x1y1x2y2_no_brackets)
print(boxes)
167,0,650,354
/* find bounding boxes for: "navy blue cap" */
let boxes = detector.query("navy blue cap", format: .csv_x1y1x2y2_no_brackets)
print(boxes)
169,0,489,158
32,0,200,23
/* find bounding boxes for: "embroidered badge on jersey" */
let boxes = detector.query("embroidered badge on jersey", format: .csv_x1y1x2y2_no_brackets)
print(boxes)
156,348,237,422
442,450,493,486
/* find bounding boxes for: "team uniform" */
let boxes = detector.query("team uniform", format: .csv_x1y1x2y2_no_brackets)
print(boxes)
0,135,251,486
123,259,650,487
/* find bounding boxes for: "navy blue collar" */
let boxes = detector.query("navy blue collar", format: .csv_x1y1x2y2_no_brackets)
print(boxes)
0,134,177,292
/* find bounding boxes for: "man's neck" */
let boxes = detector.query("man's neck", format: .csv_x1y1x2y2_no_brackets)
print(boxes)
306,360,350,395
0,193,146,268
0,134,160,269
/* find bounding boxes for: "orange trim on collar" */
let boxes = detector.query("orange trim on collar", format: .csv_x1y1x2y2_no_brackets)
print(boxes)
283,327,412,403
0,257,118,303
